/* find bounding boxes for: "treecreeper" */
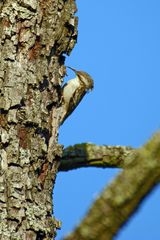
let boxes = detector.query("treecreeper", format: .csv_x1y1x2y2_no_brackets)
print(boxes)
60,66,94,125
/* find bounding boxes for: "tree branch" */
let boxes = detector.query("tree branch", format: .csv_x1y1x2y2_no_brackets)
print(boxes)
59,143,134,171
63,133,160,240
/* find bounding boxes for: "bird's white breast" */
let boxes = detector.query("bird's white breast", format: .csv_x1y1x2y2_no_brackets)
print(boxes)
63,76,80,106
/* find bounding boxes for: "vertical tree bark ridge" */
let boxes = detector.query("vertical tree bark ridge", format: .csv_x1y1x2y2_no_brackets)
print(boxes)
0,0,77,239
63,133,160,240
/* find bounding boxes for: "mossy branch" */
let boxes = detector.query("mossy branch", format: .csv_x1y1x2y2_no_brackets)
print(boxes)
59,144,134,172
63,133,160,240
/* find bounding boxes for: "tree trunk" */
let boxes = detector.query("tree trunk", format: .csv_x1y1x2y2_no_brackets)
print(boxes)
0,1,77,239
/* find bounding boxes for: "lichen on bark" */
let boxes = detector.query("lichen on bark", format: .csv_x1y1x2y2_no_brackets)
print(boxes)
0,0,77,239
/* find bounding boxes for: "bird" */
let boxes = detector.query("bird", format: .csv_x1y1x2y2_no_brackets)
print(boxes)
60,66,94,125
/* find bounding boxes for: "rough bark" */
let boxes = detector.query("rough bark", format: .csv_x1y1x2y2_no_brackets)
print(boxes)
0,1,77,239
63,133,160,240
59,143,134,171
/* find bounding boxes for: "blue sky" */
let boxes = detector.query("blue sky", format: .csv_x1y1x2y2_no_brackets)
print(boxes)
54,1,160,239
